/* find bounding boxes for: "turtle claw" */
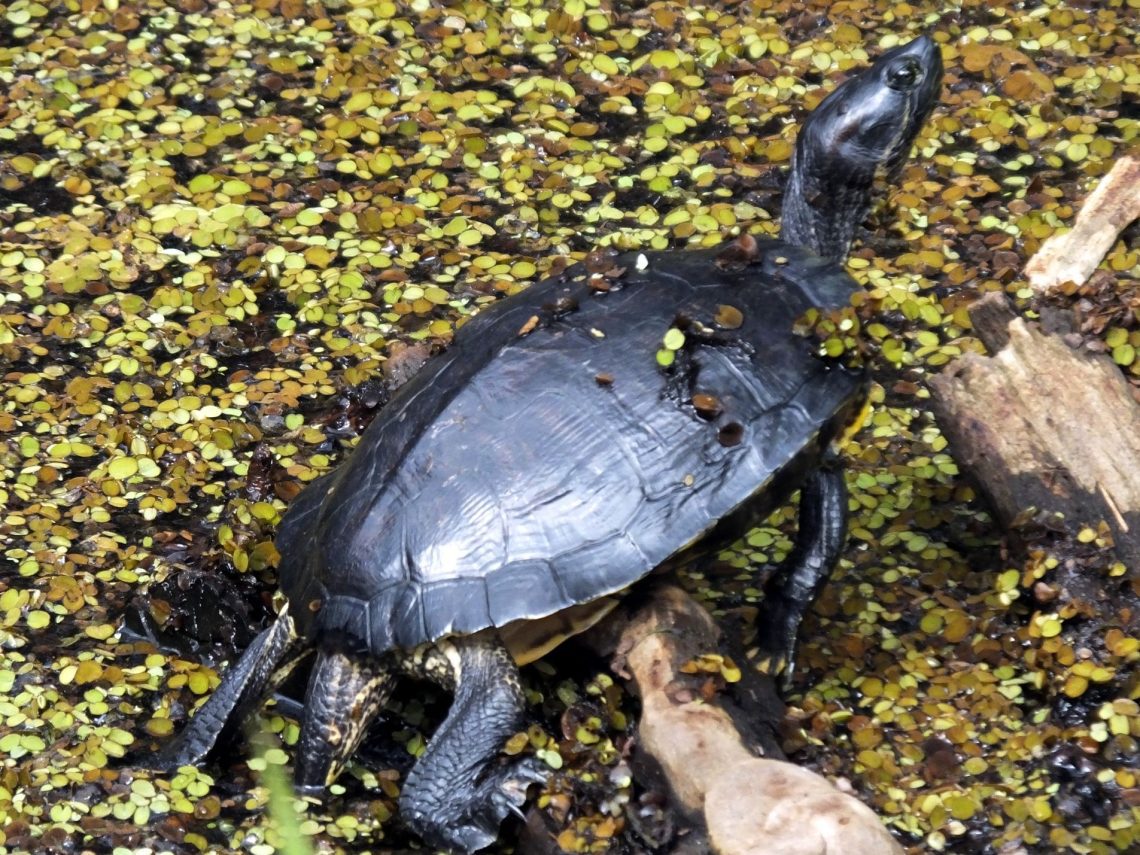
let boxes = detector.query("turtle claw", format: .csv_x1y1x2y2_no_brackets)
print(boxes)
757,651,796,692
411,757,548,854
755,594,802,691
146,746,194,775
468,757,548,846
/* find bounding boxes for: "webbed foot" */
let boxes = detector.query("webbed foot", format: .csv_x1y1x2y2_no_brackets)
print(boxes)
407,756,548,853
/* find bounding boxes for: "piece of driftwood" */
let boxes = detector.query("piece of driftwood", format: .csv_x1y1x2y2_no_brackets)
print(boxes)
929,292,1140,566
583,584,904,855
1025,154,1140,294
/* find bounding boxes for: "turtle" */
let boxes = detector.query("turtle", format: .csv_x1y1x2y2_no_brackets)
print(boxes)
148,35,943,853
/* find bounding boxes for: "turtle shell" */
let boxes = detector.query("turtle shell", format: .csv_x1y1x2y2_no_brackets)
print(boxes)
275,240,867,655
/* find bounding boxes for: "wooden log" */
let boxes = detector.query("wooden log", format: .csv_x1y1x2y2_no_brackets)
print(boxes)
1025,154,1140,294
585,584,904,855
929,292,1140,567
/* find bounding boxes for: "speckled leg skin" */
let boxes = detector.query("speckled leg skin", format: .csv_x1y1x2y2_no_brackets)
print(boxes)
149,608,297,770
399,637,547,854
294,648,394,794
756,462,848,687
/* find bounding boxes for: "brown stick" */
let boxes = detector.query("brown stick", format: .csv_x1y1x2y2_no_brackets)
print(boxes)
1025,154,1140,294
591,584,903,855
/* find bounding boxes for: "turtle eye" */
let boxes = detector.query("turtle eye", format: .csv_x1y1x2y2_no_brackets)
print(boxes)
887,58,921,90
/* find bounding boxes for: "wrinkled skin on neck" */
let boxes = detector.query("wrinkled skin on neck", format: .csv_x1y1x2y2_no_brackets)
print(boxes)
781,35,944,263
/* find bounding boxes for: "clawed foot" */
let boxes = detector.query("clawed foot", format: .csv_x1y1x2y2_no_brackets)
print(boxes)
135,726,211,774
479,755,548,822
407,756,549,854
754,594,803,691
144,746,191,774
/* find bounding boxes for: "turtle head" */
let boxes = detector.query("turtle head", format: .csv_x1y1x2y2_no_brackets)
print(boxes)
781,34,943,263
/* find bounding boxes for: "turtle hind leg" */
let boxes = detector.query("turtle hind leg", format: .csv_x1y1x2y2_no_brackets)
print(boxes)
755,461,848,687
293,647,395,794
147,606,300,771
398,636,547,854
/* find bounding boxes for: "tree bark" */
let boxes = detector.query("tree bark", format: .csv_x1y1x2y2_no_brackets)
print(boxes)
929,292,1140,567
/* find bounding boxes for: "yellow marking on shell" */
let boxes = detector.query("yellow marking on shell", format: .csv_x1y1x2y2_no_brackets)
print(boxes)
500,598,620,665
832,394,873,453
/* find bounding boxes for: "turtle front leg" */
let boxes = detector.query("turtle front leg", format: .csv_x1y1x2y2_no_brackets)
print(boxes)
398,636,547,854
149,606,300,770
755,461,848,686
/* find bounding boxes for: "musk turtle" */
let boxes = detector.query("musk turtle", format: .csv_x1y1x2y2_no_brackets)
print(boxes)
150,35,943,853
